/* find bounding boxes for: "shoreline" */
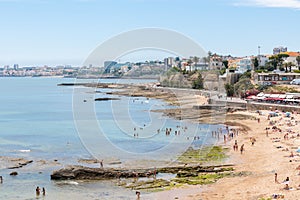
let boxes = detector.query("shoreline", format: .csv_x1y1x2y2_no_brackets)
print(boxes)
93,84,300,199
179,109,300,200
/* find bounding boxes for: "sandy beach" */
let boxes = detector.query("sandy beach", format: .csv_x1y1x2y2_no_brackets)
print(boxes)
99,83,300,199
6,81,300,200
164,109,300,200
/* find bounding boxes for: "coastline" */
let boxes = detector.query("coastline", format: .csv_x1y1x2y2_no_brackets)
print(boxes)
5,79,300,199
176,109,300,200
94,83,300,199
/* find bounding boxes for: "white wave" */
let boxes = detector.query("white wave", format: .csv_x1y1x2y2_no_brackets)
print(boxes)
19,149,31,152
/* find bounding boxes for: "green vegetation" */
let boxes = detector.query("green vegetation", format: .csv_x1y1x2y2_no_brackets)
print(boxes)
173,172,232,185
219,68,226,75
255,69,268,73
293,69,300,73
264,85,300,93
268,53,289,70
222,60,229,69
225,83,234,97
252,57,259,70
191,71,204,89
297,56,300,69
283,61,295,72
160,68,204,89
125,179,171,190
234,78,254,97
178,146,228,164
225,71,255,97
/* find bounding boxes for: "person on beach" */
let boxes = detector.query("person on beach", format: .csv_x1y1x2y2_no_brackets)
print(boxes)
275,173,279,183
133,171,138,182
233,140,238,151
100,160,103,168
153,168,156,179
284,183,290,190
283,177,289,184
42,187,46,196
136,191,141,199
36,186,41,196
240,144,245,154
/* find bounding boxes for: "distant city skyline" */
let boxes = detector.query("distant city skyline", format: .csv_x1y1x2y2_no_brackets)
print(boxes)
0,0,300,66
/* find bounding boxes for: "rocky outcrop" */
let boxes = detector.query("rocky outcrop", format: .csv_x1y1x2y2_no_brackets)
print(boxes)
8,160,33,169
51,164,234,180
4,158,33,169
94,97,121,101
10,171,18,176
51,165,156,180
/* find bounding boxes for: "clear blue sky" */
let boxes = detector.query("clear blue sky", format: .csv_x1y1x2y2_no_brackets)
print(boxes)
0,0,300,66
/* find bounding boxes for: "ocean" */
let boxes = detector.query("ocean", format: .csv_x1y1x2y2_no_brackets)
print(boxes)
0,77,222,199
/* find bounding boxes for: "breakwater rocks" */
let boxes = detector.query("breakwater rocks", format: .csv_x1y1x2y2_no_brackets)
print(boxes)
94,97,121,101
50,164,234,180
7,159,33,169
0,157,33,169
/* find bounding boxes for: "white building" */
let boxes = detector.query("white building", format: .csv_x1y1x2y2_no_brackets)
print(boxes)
235,57,252,73
258,55,269,67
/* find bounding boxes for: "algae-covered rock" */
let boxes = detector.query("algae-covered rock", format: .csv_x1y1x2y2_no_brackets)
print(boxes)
125,179,170,190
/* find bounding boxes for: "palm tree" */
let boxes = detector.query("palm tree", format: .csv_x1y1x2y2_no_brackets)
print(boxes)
288,62,295,72
268,54,289,70
296,56,300,69
187,59,193,66
192,56,199,65
283,62,295,72
202,57,209,65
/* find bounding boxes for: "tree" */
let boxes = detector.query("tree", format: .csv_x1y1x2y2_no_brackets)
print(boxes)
192,72,203,89
234,78,254,98
187,59,193,67
192,56,199,65
225,83,234,97
282,62,294,72
296,56,300,69
202,57,209,65
207,51,212,68
252,57,259,70
268,54,289,70
287,62,294,72
222,60,229,69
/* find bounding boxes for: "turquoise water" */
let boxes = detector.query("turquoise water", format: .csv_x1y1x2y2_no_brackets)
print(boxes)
0,77,222,199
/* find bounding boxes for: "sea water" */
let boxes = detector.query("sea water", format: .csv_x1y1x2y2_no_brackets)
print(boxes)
0,77,222,199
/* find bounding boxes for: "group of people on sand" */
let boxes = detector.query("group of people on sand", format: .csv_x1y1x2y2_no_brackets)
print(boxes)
274,174,294,191
232,140,245,154
264,109,300,193
36,186,46,196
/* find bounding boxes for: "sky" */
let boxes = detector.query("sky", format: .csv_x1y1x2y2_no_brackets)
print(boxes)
0,0,300,66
